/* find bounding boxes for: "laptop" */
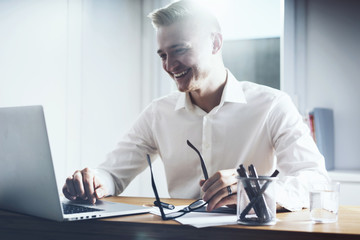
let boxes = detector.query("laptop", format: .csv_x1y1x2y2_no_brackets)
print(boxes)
0,105,151,221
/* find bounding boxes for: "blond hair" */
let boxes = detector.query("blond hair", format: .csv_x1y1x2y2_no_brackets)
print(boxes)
148,0,221,32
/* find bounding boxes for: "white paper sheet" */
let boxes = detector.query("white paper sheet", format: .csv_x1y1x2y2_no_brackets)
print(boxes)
150,205,237,228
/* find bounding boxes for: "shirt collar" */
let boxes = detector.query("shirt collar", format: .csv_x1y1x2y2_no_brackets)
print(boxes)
174,69,247,111
221,70,247,104
175,91,193,111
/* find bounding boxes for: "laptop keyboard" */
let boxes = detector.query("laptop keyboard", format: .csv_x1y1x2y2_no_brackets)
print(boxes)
62,203,103,215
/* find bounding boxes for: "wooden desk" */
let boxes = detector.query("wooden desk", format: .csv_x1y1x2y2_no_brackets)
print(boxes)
0,196,359,240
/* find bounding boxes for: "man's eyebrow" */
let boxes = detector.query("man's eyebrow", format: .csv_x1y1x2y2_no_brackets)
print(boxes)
157,44,189,54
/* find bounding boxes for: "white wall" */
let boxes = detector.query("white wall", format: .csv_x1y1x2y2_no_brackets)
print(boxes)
0,0,143,192
0,0,174,198
306,0,360,170
198,0,281,41
284,0,360,170
0,0,68,185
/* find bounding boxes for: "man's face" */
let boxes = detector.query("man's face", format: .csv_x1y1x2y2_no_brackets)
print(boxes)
156,20,214,92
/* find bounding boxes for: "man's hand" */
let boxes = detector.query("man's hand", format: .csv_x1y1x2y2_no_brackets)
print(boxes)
62,168,107,204
200,169,238,212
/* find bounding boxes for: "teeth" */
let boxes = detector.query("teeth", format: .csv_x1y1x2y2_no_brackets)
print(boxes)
173,69,189,78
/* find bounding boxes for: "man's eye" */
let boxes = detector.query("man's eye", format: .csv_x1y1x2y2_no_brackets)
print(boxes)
175,48,187,54
159,54,167,60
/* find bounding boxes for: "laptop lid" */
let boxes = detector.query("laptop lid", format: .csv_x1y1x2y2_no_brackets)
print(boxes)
0,105,150,221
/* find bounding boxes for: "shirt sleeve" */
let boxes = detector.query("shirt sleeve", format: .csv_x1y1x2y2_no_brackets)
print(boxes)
93,168,116,196
267,94,330,211
95,103,158,196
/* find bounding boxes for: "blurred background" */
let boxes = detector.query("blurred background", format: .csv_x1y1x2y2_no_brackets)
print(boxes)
0,0,359,203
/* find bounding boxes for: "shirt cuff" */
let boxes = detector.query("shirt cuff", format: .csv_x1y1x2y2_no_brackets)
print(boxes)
93,168,116,196
275,185,305,211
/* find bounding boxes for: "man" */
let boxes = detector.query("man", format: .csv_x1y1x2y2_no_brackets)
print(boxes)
63,0,329,212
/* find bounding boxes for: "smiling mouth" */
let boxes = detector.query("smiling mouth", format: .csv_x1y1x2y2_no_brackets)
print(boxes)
173,69,190,78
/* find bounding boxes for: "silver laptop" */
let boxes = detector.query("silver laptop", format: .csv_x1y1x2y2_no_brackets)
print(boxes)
0,105,151,221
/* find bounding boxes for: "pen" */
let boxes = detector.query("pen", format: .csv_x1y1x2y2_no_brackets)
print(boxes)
248,164,270,221
238,167,280,221
237,164,263,219
154,201,175,210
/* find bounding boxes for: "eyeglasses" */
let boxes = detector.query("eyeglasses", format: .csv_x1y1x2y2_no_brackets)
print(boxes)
147,140,209,220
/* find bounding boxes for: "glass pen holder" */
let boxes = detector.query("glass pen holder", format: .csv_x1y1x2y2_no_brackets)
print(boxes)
237,176,277,226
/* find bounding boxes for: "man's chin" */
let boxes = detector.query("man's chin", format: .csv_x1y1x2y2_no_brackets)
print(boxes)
176,87,189,92
175,81,190,92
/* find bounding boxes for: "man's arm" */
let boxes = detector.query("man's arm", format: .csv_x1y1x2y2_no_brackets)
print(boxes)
63,103,158,203
199,94,329,212
268,94,330,211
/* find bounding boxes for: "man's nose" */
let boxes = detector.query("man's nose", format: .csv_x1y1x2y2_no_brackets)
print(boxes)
165,56,179,72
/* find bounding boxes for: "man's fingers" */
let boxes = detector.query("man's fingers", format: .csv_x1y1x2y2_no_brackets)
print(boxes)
202,169,237,192
64,176,77,200
72,170,87,200
94,176,106,199
200,169,238,212
211,192,237,211
82,168,96,204
63,187,76,201
63,168,106,203
62,181,76,201
202,169,237,202
201,173,220,192
206,184,237,211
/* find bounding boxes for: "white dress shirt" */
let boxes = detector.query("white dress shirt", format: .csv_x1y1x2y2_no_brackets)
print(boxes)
97,71,329,211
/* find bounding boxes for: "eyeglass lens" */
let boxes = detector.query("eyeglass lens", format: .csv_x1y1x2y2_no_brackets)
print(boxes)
165,199,207,219
188,199,206,210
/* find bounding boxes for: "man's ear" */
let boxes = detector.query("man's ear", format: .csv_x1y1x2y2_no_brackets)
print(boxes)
212,32,223,54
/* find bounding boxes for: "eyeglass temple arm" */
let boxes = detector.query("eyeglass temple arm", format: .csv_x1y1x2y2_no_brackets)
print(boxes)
147,154,167,220
187,140,209,180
